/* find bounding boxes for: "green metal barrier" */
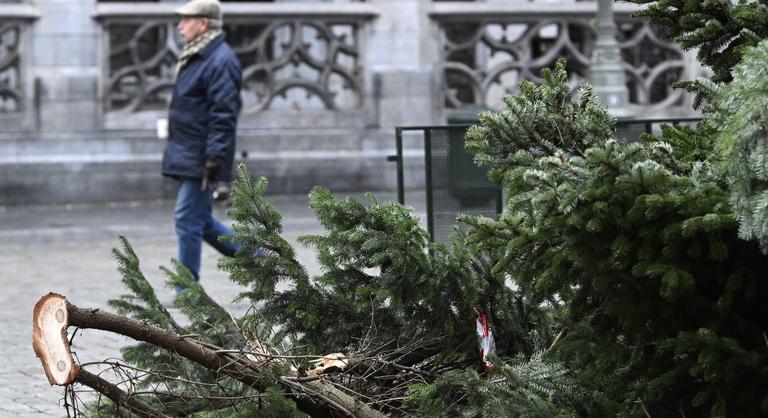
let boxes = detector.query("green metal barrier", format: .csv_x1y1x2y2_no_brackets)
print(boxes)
391,117,702,243
446,106,497,207
392,125,502,244
615,117,702,142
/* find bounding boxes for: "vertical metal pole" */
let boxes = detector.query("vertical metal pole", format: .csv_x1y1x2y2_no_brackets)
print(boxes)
33,77,42,133
396,128,405,205
496,190,504,216
424,129,435,242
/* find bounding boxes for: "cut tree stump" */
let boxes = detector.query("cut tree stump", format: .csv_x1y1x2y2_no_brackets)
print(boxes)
33,293,170,418
32,293,78,385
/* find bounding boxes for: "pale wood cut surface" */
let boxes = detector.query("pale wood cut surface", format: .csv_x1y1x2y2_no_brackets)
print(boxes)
32,293,78,385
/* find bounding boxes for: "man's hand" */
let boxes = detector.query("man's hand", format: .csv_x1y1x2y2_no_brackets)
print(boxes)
201,155,225,191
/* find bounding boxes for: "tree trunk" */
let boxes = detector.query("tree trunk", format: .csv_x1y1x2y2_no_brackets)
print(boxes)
32,293,387,418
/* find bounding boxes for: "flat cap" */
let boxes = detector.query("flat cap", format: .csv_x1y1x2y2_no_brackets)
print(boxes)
175,0,223,21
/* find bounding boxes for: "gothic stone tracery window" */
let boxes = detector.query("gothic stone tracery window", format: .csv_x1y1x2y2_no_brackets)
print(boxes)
105,17,363,114
441,18,687,112
0,21,23,113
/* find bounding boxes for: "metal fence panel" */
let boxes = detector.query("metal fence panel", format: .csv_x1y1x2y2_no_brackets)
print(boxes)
425,126,502,245
394,125,502,245
393,118,702,244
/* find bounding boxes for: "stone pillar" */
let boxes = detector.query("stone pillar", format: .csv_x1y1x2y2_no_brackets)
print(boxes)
355,0,437,193
366,0,438,127
31,0,100,136
588,0,631,117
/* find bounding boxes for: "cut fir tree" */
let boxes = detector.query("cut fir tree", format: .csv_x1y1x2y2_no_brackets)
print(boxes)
33,163,566,417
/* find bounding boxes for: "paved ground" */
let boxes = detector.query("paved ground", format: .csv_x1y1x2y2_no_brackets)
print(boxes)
0,190,425,417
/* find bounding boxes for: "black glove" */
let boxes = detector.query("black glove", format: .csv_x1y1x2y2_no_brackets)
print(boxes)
201,155,225,191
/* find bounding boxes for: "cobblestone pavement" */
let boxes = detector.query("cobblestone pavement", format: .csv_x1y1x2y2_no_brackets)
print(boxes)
0,191,424,417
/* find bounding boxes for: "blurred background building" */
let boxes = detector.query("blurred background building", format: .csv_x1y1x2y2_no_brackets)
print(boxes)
0,0,703,205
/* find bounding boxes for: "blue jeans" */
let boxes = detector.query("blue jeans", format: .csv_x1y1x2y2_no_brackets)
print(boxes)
174,177,239,281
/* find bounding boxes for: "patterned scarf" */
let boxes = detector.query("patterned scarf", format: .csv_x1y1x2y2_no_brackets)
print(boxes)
176,29,223,76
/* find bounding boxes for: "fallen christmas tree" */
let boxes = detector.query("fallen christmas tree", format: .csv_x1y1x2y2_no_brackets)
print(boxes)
32,1,768,413
34,58,768,416
32,162,572,417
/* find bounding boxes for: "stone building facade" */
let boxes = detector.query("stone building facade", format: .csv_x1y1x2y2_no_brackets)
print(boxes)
0,0,702,205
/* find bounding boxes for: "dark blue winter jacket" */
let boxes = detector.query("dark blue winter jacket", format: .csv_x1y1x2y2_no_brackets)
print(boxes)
162,34,242,182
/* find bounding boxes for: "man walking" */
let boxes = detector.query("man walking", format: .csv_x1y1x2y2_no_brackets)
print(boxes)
162,0,241,283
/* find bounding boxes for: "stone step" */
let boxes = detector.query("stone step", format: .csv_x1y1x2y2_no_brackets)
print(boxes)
0,129,426,206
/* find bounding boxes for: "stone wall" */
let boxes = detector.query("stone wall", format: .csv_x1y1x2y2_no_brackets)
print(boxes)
0,0,702,206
